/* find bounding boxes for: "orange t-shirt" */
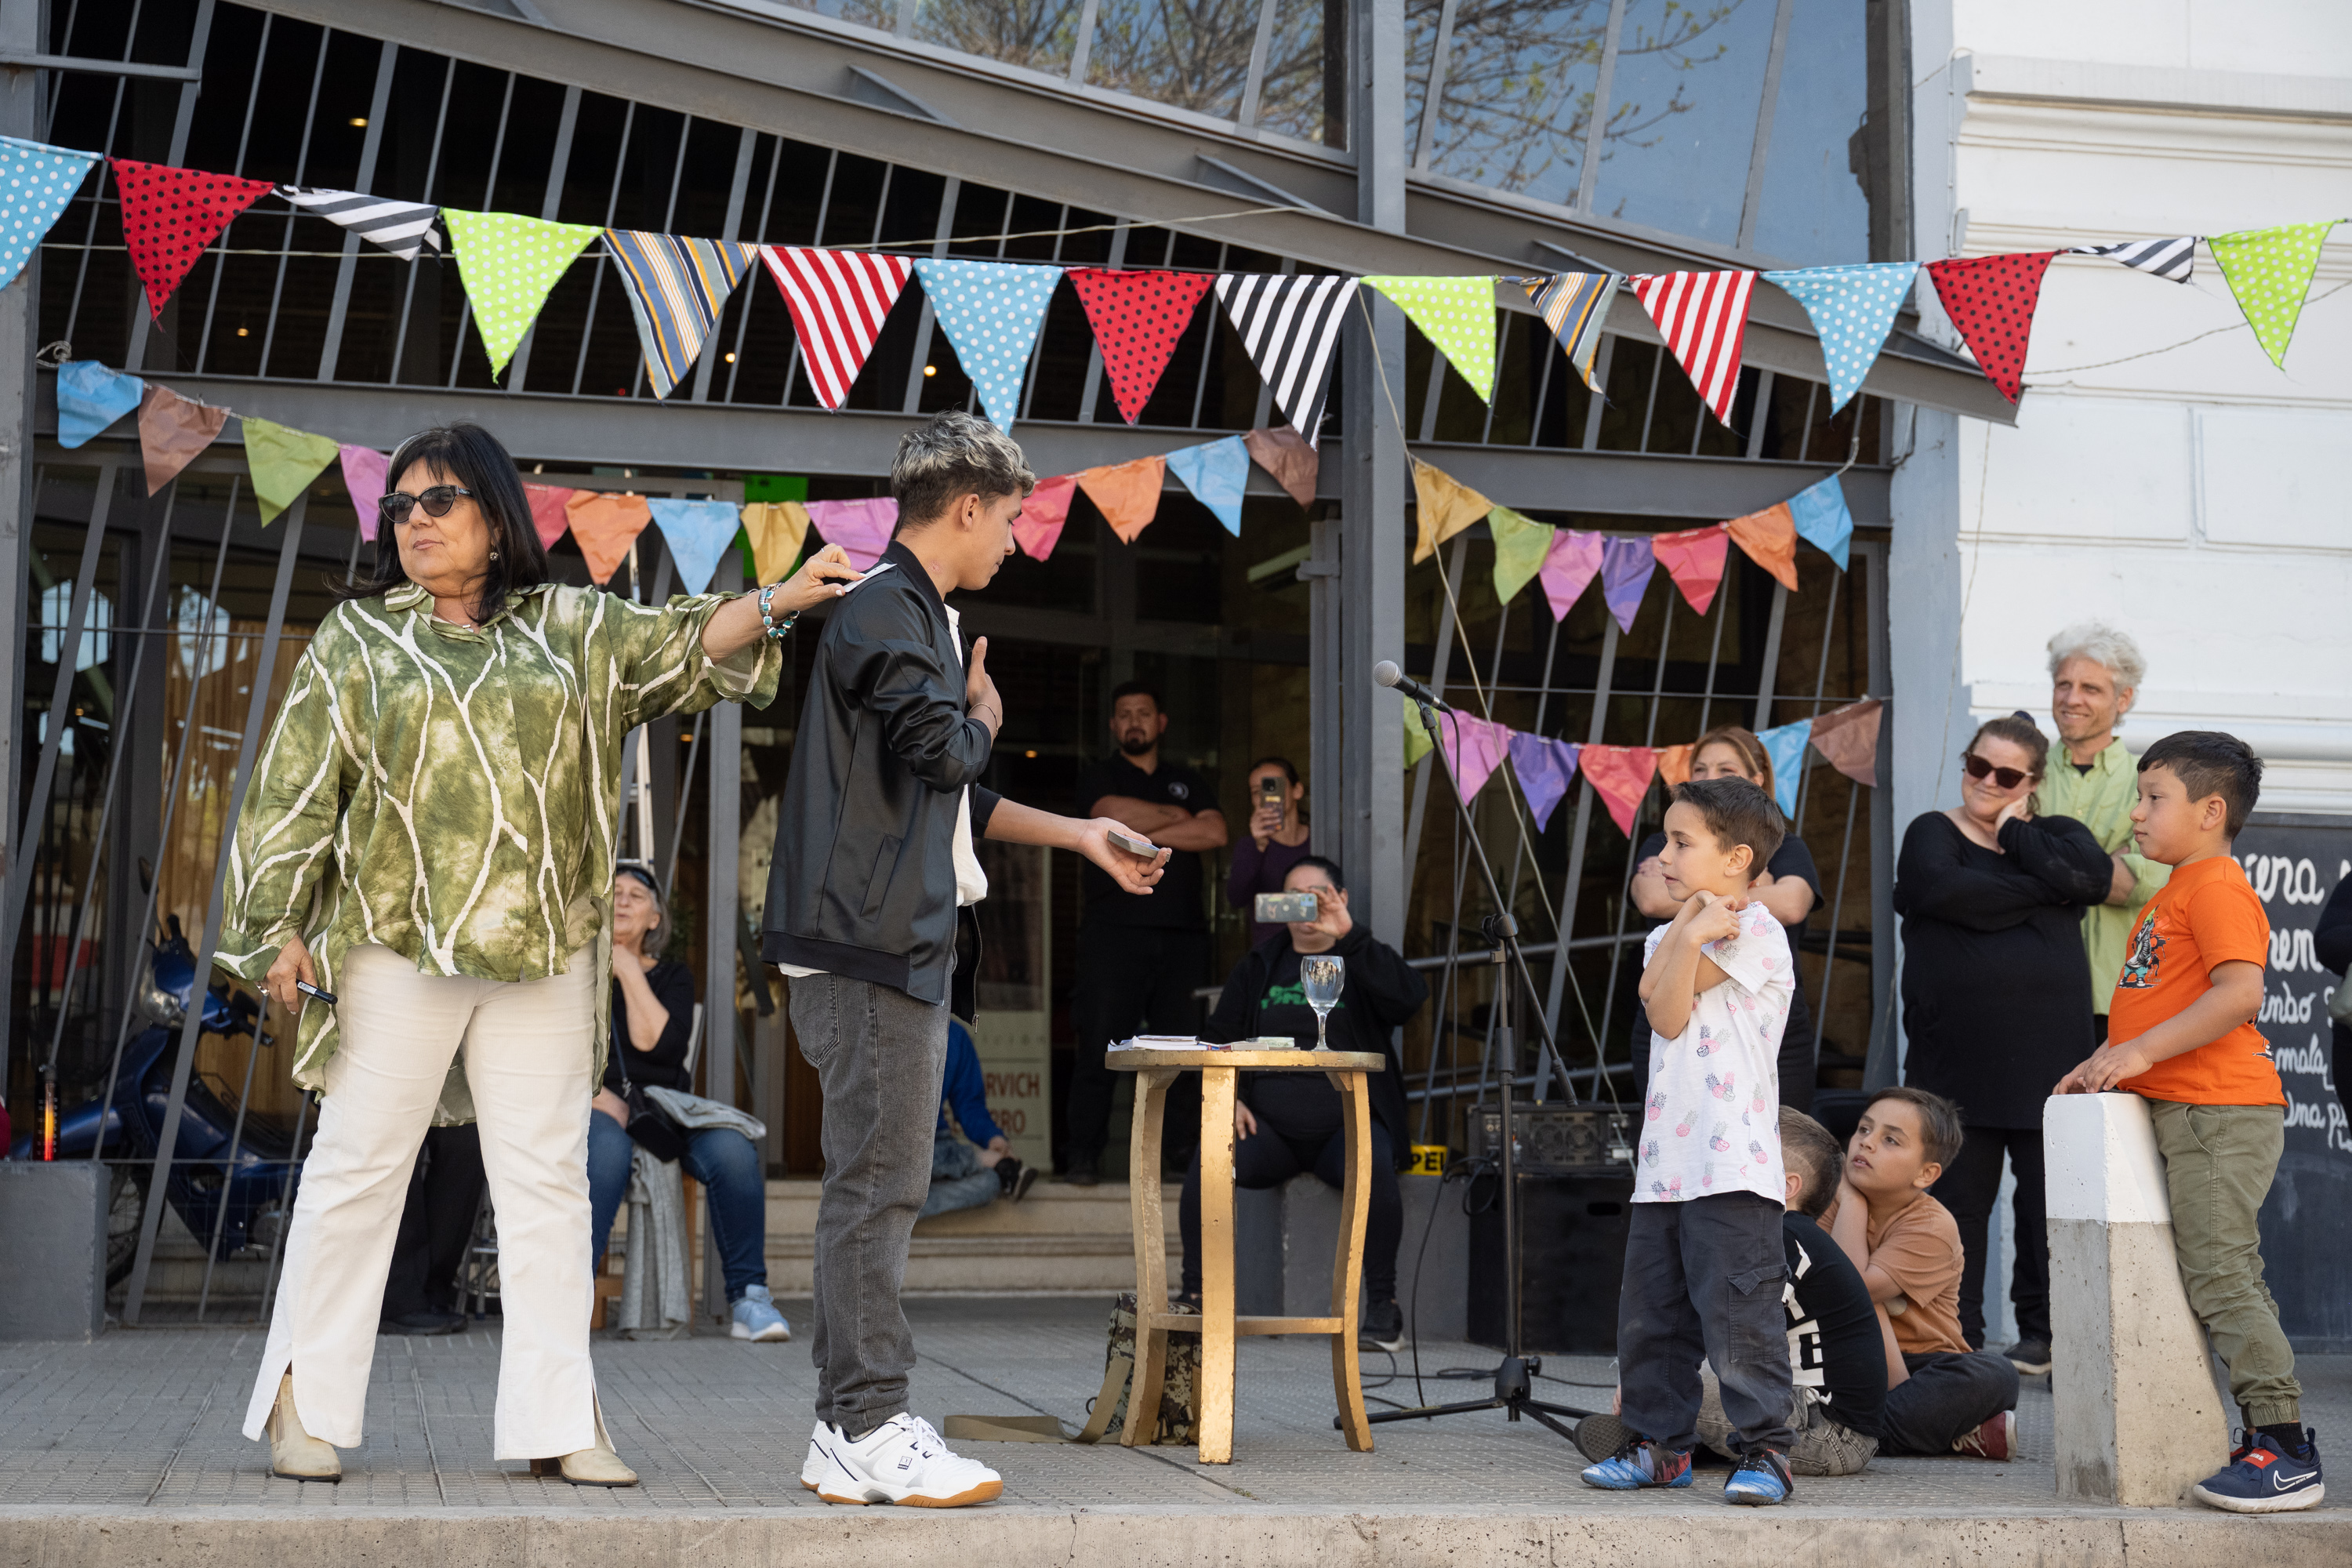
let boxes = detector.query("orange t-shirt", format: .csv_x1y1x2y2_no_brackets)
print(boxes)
1819,1191,1968,1356
2110,855,2283,1108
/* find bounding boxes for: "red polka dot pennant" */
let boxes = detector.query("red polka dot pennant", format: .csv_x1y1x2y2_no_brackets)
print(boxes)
109,158,275,319
1064,268,1213,424
1923,251,2058,405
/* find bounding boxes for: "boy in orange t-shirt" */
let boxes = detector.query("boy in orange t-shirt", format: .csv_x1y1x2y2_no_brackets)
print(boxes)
2056,731,2318,1513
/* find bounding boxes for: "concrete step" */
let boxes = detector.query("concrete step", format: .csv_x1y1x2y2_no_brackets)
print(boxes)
760,1177,1178,1295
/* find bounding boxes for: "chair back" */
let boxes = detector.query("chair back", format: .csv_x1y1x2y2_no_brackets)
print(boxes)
681,1003,706,1079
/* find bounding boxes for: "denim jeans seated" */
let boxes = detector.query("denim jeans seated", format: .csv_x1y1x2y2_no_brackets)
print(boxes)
920,1127,1000,1220
1877,1348,2019,1454
588,1106,769,1304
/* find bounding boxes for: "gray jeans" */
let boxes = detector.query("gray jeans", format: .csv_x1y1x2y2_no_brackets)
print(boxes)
789,972,949,1434
1697,1367,1878,1476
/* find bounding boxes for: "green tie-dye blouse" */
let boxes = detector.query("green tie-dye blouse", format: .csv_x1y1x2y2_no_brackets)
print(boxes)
217,579,780,1120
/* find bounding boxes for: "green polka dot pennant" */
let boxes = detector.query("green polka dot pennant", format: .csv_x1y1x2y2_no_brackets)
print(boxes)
442,209,603,378
1363,276,1498,405
2205,221,2339,370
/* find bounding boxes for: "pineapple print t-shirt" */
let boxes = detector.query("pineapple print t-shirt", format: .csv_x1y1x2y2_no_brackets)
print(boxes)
1636,899,1793,1204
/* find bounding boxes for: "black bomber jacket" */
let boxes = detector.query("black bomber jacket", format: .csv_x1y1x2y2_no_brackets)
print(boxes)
760,541,999,1001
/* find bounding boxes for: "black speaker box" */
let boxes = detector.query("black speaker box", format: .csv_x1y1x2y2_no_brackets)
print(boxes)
1467,1170,1635,1356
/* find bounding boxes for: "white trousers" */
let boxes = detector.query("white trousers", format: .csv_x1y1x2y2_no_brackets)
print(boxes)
241,943,599,1458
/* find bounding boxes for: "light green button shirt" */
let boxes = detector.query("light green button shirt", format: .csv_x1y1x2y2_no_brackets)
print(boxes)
2035,735,2170,1014
217,579,780,1119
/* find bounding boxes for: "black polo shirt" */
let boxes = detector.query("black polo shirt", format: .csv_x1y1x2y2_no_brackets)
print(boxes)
1075,753,1210,930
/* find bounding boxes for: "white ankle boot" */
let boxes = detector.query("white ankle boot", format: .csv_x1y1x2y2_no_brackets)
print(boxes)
267,1373,342,1481
530,1394,638,1486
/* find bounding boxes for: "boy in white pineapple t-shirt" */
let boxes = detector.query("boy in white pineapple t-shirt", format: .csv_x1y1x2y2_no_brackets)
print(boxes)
1582,776,1797,1506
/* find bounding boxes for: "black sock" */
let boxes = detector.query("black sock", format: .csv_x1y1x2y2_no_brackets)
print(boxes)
2256,1422,2310,1457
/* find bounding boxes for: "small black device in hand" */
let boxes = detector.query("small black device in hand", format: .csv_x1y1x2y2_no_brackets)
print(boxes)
1258,775,1285,808
1255,891,1319,924
295,978,337,1006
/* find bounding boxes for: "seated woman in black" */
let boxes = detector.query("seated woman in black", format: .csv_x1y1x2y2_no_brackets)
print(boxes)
1175,855,1428,1352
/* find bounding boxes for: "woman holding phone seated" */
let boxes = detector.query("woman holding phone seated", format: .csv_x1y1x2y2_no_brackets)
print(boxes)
1175,855,1428,1351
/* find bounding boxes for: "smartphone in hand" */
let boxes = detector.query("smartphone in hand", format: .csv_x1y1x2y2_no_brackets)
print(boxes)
1105,827,1159,858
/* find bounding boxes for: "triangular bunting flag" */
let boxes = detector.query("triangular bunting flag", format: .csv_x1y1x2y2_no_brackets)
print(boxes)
1762,262,1919,414
442,209,602,377
804,496,898,571
1435,711,1508,804
0,139,98,292
1014,474,1078,561
1787,475,1853,571
912,257,1062,430
1724,502,1798,591
1214,274,1357,447
1581,744,1659,837
241,416,340,525
1507,731,1581,832
1243,425,1318,506
1164,435,1248,536
1065,268,1214,423
740,501,809,583
338,445,390,541
1539,528,1602,621
760,246,916,410
111,158,274,318
1080,456,1167,545
1410,458,1491,564
1922,251,2057,403
1650,524,1730,616
277,185,442,261
564,492,654,586
1402,698,1432,768
1363,276,1498,404
1487,506,1555,606
606,230,757,399
1521,273,1619,392
1628,270,1755,426
1600,535,1655,632
1809,698,1882,788
1656,744,1694,791
137,384,224,495
2205,222,2339,369
1758,720,1811,818
54,360,144,448
2068,237,2194,284
648,498,743,594
524,481,575,550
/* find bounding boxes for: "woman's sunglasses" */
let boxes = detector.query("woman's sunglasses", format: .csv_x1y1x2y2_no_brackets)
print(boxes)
378,485,475,527
1961,753,2029,790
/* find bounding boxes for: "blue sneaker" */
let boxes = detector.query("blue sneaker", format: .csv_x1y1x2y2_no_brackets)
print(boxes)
731,1284,791,1343
1722,1447,1793,1506
2192,1429,2323,1513
1580,1438,1694,1490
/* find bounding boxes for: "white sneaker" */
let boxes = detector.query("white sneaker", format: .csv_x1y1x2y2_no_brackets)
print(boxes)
813,1413,1003,1507
801,1421,830,1491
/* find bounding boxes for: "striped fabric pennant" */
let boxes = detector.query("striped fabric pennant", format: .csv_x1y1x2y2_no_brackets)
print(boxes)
2068,237,2194,284
1214,273,1357,448
759,245,915,410
1628,270,1756,426
1522,273,1619,392
278,185,442,261
606,230,757,399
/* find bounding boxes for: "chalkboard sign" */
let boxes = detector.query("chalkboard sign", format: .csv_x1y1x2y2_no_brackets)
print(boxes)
2241,813,2352,1352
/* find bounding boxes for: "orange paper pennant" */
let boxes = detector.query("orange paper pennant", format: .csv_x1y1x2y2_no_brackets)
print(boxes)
1410,458,1492,564
1724,501,1798,592
137,384,226,495
565,490,654,585
1580,744,1661,837
1650,524,1731,616
1655,744,1694,791
1079,456,1167,544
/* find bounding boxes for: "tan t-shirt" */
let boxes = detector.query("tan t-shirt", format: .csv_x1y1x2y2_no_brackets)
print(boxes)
1819,1191,1967,1356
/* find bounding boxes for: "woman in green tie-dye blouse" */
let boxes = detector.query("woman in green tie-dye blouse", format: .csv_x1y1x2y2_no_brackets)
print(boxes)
222,423,859,1486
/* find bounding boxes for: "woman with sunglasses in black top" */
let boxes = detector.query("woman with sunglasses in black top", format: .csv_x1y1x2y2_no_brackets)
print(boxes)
1892,713,2112,1370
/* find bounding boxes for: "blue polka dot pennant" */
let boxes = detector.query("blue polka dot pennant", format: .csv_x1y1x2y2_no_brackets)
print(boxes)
911,258,1064,430
0,136,98,293
1761,261,1920,415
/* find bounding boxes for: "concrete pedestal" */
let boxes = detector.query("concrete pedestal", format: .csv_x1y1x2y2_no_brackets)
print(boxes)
0,1161,107,1341
2045,1093,2228,1505
1232,1172,1467,1341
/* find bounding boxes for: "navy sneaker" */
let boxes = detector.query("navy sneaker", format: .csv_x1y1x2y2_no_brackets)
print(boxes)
1722,1447,1794,1506
2191,1429,2323,1514
1580,1437,1693,1490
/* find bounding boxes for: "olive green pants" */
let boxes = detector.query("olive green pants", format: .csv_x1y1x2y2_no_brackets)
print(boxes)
2146,1099,2301,1428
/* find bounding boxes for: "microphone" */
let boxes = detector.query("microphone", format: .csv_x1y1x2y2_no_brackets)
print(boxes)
1372,660,1454,715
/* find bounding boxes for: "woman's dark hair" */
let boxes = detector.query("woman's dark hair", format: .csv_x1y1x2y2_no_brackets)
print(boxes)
1248,756,1300,787
1287,854,1346,892
335,423,550,626
1964,713,2050,785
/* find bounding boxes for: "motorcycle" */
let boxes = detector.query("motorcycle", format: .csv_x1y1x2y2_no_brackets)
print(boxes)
9,916,304,1285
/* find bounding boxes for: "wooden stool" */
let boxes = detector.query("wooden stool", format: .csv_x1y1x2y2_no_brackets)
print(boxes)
1110,1047,1386,1464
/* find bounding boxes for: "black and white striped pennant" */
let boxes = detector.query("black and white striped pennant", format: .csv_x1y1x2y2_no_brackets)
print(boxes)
1214,273,1358,448
278,185,443,262
2069,236,2194,283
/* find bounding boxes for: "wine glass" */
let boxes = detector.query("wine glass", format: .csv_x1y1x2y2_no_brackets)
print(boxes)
1300,954,1345,1051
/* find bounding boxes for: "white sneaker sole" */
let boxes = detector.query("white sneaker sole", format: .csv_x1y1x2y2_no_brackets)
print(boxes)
2192,1479,2325,1513
815,1477,1004,1508
732,1320,791,1342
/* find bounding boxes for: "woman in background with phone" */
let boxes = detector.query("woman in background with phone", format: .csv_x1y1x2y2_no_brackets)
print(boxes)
1228,757,1313,946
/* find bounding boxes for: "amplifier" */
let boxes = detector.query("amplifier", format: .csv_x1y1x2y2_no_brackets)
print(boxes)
1468,1171,1635,1355
1465,1102,1637,1176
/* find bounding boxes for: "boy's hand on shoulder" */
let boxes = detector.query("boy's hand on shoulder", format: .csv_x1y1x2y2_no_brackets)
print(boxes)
1685,890,1741,946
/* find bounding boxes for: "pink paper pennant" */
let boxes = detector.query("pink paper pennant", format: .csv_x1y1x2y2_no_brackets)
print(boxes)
339,445,390,542
805,496,898,571
524,481,575,550
1538,528,1603,621
1435,712,1508,805
1014,474,1079,561
1649,525,1730,617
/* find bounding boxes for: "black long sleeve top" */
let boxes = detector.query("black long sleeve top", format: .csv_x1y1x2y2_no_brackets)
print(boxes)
1893,811,2114,1128
2317,873,2352,980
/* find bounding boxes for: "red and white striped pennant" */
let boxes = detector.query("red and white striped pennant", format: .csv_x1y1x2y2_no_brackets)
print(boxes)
758,245,916,409
1628,270,1756,427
